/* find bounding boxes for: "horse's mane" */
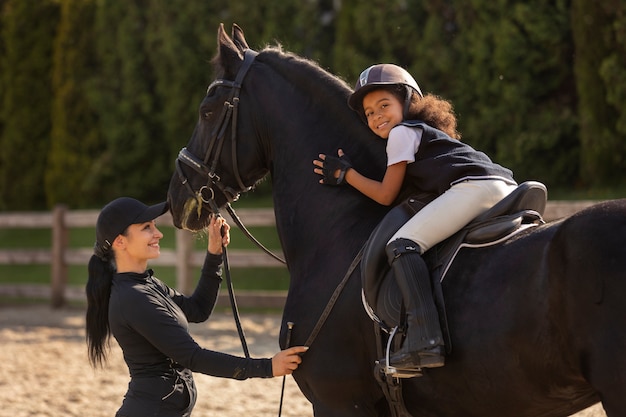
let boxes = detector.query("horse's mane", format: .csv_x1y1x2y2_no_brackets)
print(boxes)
249,45,390,186
256,46,357,120
259,45,352,90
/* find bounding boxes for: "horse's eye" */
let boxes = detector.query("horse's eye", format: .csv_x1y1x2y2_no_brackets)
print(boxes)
203,111,212,119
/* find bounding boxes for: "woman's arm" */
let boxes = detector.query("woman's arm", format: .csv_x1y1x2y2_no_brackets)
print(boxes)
125,290,306,379
169,215,231,322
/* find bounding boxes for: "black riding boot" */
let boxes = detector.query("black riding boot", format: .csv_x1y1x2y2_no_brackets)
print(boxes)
384,238,444,371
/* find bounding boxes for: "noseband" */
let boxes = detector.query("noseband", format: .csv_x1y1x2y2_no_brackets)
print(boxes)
175,49,258,210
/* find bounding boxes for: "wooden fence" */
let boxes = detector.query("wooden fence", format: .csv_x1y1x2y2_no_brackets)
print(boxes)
0,201,600,308
0,206,284,307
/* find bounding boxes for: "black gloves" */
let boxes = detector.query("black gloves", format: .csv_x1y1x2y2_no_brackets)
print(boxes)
321,154,352,185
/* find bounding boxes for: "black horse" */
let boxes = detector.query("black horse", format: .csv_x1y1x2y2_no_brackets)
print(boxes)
167,24,624,417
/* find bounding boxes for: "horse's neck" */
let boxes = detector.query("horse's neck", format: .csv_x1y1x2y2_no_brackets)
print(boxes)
248,55,389,281
267,121,387,280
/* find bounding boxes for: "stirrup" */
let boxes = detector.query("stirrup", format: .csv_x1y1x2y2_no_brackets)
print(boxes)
381,326,423,378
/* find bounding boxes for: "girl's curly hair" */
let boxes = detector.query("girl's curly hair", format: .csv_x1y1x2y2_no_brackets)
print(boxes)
387,85,461,140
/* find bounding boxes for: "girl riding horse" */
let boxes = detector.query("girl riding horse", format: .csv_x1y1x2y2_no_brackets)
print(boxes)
314,63,517,377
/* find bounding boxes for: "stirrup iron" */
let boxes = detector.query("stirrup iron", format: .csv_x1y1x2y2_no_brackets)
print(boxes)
382,326,422,378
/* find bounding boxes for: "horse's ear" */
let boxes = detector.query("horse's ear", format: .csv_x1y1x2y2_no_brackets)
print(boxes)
216,23,244,76
231,24,249,52
217,23,238,54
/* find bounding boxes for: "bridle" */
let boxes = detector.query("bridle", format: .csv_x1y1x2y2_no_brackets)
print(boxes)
174,49,295,416
174,49,284,264
175,49,259,211
173,48,363,414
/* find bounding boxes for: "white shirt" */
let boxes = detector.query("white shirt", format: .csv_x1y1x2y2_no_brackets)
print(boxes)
386,124,423,166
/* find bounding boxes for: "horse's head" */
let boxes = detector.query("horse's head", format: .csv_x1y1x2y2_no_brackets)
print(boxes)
168,24,389,233
167,24,268,230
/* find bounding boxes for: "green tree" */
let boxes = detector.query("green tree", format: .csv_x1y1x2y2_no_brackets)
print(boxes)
0,0,5,145
143,1,223,160
89,0,168,204
572,0,626,186
0,0,60,210
46,0,102,208
411,0,460,94
1,1,625,211
222,0,322,59
450,0,578,187
333,0,426,82
601,2,626,140
333,0,579,187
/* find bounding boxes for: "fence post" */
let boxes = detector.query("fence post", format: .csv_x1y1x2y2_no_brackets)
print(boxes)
51,204,68,308
176,229,193,294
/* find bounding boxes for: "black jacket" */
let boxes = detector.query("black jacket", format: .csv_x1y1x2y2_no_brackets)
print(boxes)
109,253,272,416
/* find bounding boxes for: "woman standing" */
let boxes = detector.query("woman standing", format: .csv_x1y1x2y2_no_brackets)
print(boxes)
85,197,306,416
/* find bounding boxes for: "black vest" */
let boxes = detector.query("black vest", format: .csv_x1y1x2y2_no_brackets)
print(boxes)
399,120,516,195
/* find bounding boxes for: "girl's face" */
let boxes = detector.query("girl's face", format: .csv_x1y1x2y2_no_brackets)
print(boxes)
119,221,164,262
362,89,404,139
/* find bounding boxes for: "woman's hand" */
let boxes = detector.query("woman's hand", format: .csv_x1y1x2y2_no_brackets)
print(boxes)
271,346,308,376
207,214,230,255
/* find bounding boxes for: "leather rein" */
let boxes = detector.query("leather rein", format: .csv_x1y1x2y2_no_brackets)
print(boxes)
173,46,359,369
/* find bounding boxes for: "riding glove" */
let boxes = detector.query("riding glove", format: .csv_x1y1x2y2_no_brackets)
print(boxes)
321,155,352,186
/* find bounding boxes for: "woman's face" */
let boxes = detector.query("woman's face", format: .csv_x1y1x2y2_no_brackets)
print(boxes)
120,221,164,262
362,89,404,139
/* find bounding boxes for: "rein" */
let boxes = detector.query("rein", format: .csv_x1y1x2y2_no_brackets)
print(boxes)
175,47,364,414
304,246,364,348
225,203,285,264
221,238,250,358
176,43,363,344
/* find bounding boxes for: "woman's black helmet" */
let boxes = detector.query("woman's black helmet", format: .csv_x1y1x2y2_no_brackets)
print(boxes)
348,64,423,118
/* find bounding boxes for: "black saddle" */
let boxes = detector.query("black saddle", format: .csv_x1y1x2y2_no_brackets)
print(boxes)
361,181,548,344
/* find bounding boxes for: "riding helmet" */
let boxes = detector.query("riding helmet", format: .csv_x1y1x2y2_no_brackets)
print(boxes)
348,64,423,118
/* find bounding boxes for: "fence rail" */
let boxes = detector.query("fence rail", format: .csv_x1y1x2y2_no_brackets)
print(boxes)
0,206,283,307
0,201,601,308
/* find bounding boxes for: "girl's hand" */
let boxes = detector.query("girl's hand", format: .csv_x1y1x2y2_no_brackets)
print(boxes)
207,214,230,255
271,346,308,376
313,149,351,185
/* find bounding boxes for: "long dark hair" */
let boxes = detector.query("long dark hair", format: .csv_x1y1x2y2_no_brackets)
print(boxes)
85,250,115,367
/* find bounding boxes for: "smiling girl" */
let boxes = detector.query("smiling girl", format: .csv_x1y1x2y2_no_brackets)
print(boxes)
313,64,517,377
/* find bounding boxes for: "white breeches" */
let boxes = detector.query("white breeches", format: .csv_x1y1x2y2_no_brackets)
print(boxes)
388,179,518,253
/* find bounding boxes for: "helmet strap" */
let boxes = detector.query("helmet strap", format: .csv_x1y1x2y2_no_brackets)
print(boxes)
403,86,413,118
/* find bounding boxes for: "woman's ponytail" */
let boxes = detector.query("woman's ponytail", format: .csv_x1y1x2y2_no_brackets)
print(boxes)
85,251,114,367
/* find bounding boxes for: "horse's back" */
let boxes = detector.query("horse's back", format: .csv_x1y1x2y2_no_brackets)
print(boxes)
548,199,626,416
551,199,626,322
402,201,626,416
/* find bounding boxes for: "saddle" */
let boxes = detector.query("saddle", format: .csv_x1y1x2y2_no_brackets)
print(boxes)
362,181,547,417
362,181,548,344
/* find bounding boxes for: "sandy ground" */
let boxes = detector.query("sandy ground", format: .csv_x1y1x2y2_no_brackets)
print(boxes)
0,305,606,417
